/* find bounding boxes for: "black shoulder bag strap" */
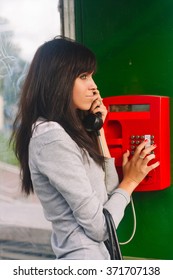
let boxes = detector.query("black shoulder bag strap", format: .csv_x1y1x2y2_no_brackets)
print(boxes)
103,208,123,260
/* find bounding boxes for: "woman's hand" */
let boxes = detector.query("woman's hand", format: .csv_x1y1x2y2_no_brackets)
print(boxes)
90,89,107,122
119,140,160,194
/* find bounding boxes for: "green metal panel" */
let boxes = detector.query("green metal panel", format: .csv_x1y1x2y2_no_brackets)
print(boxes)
75,0,173,259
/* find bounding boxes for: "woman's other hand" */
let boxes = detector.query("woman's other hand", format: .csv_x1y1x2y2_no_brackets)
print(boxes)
119,140,160,195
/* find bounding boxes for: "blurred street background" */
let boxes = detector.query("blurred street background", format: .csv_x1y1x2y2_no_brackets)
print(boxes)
0,0,60,260
0,162,54,259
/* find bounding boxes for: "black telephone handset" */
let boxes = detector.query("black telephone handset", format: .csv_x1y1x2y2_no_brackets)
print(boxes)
83,112,103,132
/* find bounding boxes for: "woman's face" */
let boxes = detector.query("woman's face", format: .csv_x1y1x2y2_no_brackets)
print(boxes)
72,72,97,110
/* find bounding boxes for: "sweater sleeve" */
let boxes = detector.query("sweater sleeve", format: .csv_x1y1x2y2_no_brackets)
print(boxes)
104,157,119,194
104,158,131,228
104,188,130,228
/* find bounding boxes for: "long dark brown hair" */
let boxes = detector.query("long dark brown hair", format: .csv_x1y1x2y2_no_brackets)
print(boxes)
11,36,104,195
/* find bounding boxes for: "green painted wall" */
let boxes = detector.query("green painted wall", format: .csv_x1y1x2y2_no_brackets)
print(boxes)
75,0,173,259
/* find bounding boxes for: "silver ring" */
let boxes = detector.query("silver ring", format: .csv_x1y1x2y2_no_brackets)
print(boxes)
139,155,145,159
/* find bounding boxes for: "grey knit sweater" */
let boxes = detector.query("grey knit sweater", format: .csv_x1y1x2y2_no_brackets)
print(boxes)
29,121,130,259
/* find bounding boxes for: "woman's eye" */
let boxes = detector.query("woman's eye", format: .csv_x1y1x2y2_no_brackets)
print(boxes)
79,73,87,80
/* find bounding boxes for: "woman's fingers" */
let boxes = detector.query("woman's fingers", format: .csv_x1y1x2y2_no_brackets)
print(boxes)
147,160,160,171
122,150,130,166
89,91,108,121
90,90,102,112
143,153,160,171
142,153,156,164
122,140,160,185
132,140,157,161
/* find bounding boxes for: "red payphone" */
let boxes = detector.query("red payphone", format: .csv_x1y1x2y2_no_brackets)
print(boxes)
103,95,170,191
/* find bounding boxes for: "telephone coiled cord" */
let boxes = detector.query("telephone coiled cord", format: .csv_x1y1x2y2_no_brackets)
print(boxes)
119,195,136,245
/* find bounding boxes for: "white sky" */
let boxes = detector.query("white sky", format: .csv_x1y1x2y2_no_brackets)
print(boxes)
0,0,61,61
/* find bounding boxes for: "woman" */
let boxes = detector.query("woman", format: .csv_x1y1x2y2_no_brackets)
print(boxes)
11,37,159,259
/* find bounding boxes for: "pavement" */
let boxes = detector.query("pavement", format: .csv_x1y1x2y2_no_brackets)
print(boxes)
0,162,54,259
0,161,51,229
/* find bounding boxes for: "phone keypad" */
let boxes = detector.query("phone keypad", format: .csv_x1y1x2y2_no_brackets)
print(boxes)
129,134,155,155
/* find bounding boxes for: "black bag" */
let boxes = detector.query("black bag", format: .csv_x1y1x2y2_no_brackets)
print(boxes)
103,208,123,260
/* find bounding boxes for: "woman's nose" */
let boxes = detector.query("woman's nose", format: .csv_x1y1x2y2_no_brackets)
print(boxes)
89,77,97,90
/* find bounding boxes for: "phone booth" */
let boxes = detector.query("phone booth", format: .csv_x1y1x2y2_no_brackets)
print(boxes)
103,95,171,191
